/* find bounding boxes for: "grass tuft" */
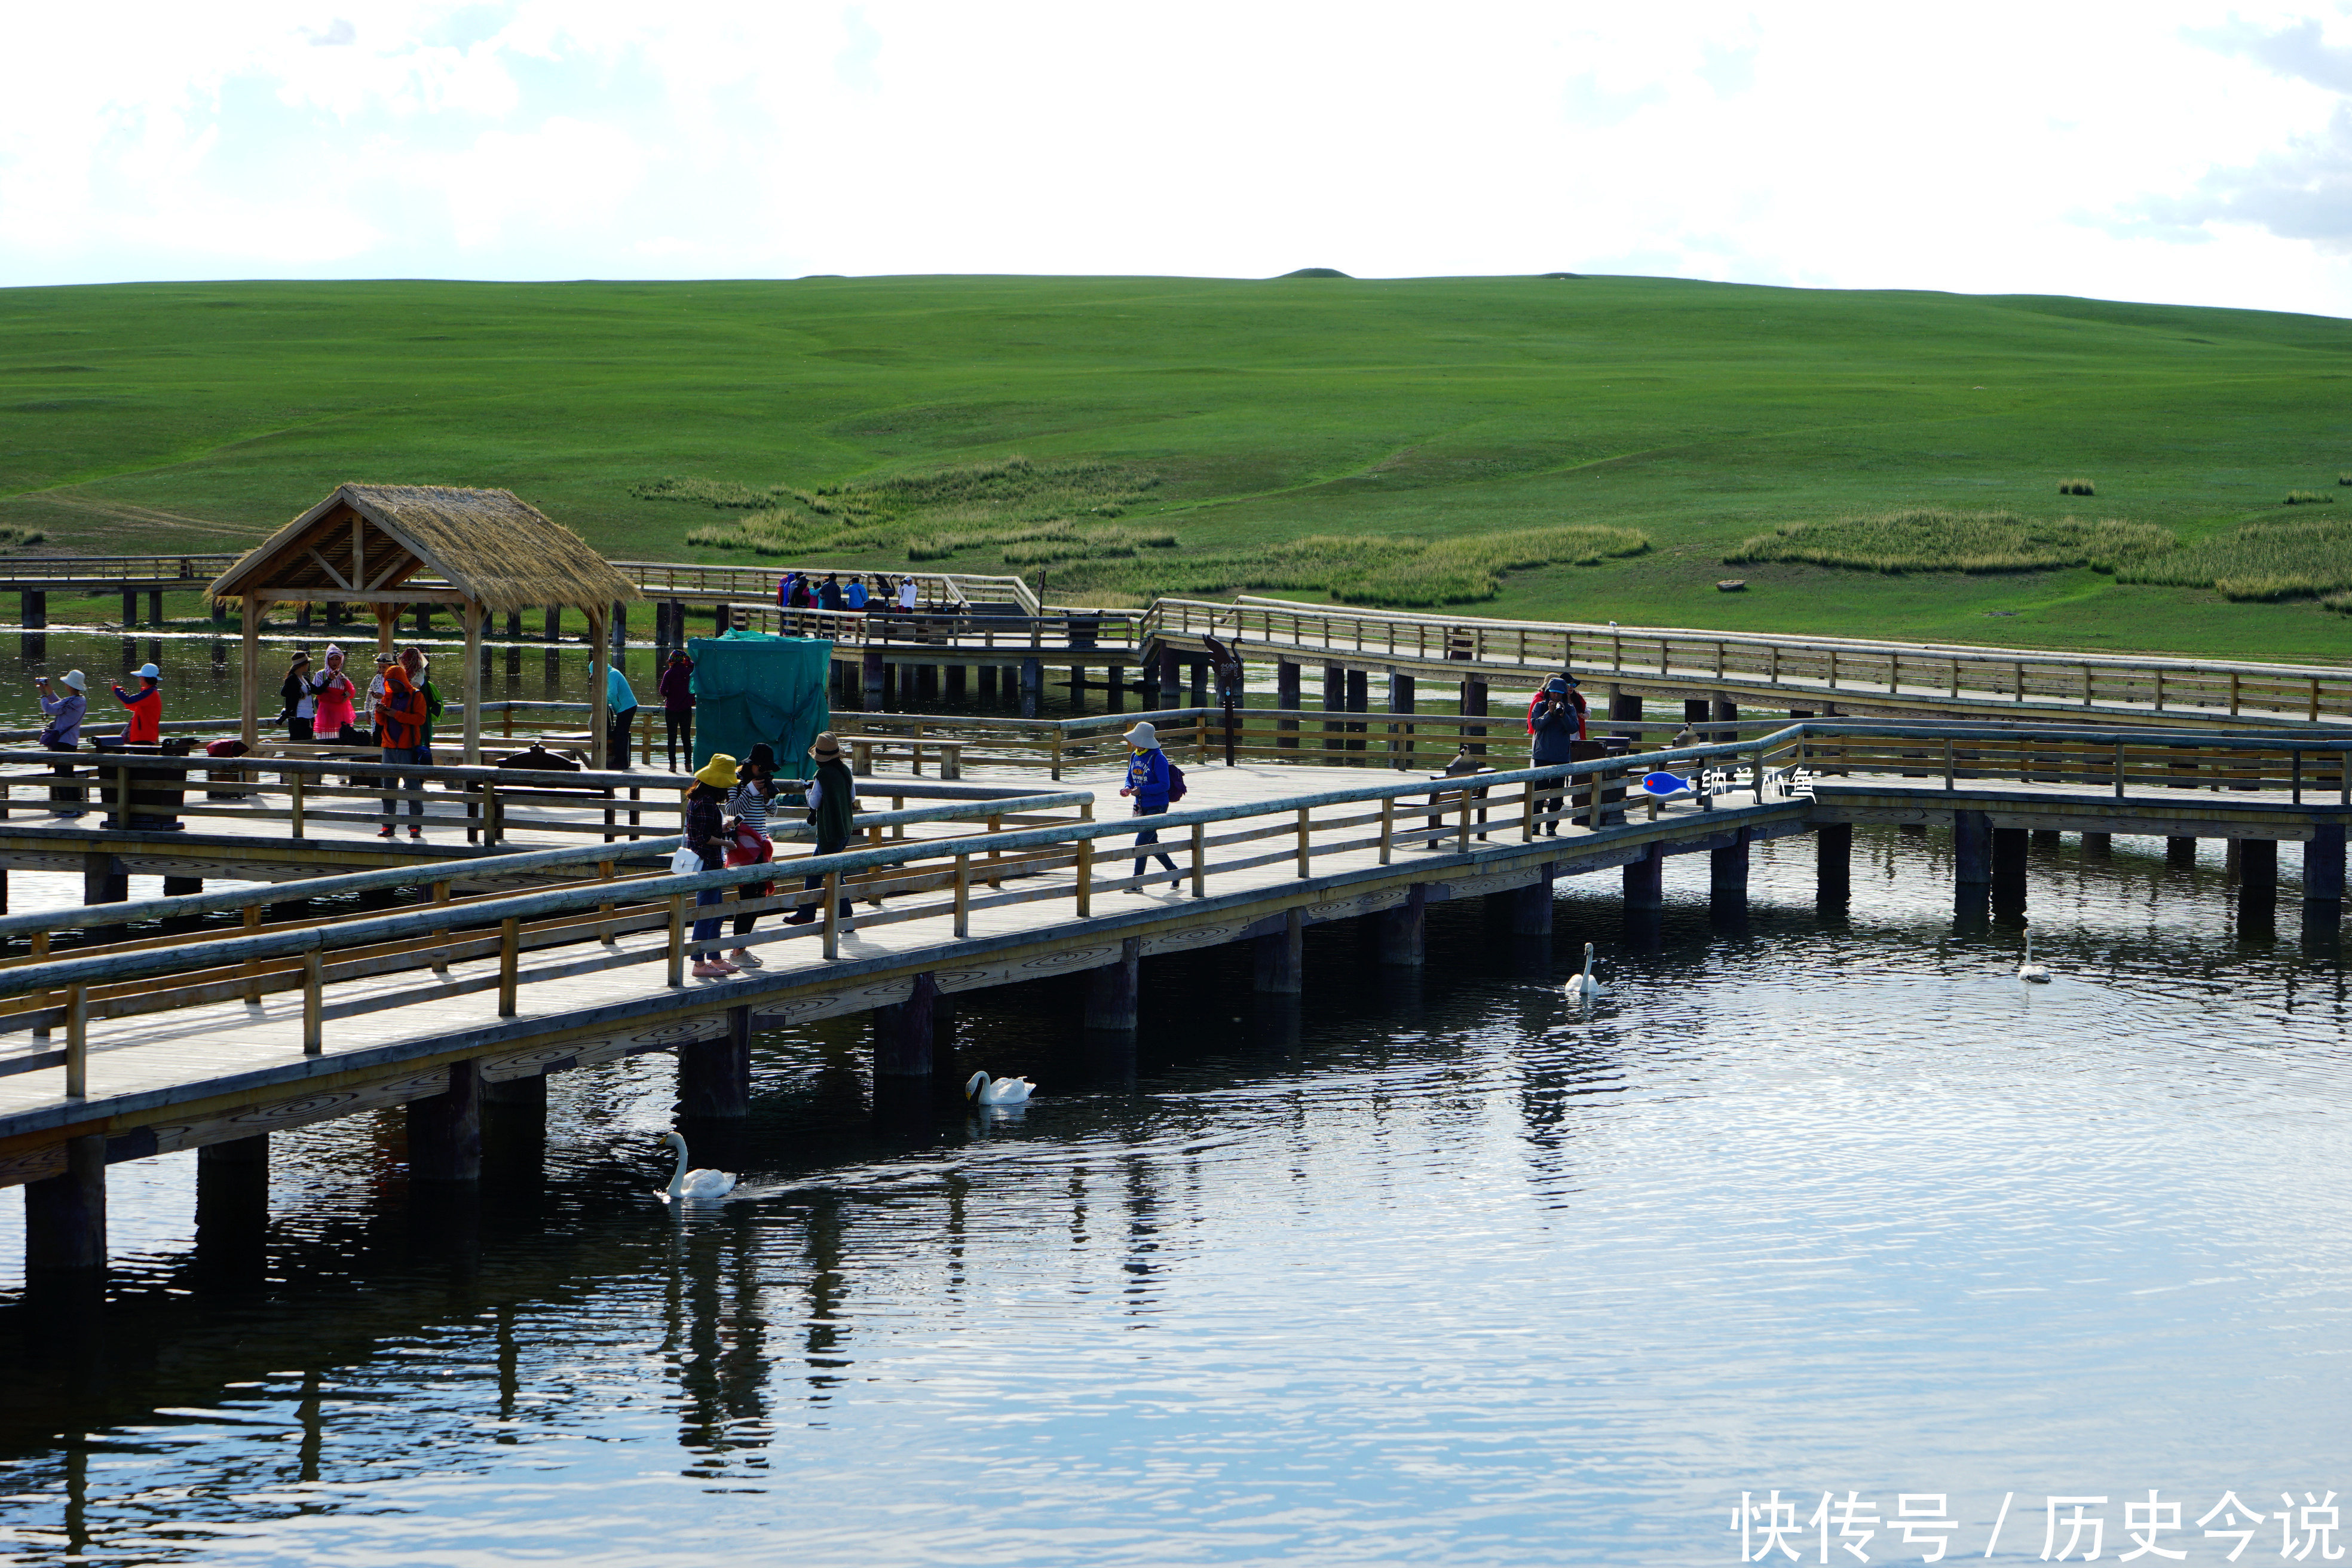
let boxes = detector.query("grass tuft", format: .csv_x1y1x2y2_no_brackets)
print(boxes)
0,526,46,548
2057,478,2096,496
2284,490,2335,505
1725,511,2172,575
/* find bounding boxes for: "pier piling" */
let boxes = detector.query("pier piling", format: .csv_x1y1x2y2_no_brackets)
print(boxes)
873,973,939,1077
2083,832,2112,857
1084,938,1142,1031
2167,836,2198,866
195,1134,270,1287
1254,908,1304,994
2238,838,2278,913
1711,831,1750,919
1816,822,1852,905
1019,658,1043,718
1623,843,1663,914
678,1007,753,1117
1953,811,1993,886
24,1134,106,1301
408,1061,483,1183
1377,884,1428,966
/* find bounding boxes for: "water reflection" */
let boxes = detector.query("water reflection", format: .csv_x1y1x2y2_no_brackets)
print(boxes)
0,826,2339,1563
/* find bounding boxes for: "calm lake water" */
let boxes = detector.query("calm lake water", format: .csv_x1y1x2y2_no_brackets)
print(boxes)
0,793,2342,1564
4,620,2352,1561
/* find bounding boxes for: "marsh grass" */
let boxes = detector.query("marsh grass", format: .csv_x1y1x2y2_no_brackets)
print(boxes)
2114,518,2352,602
666,455,1161,563
2284,490,2335,505
2338,473,2351,486
1726,510,2173,574
1049,525,1649,607
2057,479,2096,496
0,526,46,548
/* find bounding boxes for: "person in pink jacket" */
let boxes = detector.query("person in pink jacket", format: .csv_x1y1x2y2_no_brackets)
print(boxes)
310,645,359,741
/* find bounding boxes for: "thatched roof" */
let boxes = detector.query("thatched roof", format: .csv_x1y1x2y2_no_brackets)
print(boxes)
209,484,642,614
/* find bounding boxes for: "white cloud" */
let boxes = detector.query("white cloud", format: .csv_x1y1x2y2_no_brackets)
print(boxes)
0,1,2345,316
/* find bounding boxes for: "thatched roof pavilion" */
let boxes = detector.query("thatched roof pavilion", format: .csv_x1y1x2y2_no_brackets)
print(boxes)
210,485,642,765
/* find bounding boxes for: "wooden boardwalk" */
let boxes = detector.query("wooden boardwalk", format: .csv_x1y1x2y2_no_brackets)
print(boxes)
1,718,2345,1193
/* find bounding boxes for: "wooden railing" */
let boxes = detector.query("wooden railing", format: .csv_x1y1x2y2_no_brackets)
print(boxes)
0,554,238,586
0,721,2342,1101
614,562,1040,614
741,602,1146,653
1145,596,2352,726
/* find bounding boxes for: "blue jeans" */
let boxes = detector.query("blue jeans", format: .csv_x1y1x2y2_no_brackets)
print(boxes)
692,850,725,950
1132,800,1178,879
380,745,429,824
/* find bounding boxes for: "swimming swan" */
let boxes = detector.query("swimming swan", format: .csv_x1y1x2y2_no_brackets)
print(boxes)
1567,942,1607,999
659,1131,738,1201
966,1071,1034,1105
2017,930,2051,984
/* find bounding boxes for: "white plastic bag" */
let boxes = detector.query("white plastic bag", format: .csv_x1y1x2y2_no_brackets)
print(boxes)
669,845,702,877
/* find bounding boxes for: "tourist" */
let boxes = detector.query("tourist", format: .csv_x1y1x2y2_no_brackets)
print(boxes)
34,670,87,817
776,571,800,609
366,653,396,746
278,651,314,740
725,743,778,966
784,732,857,929
111,662,163,745
311,646,359,743
1524,671,1589,742
685,755,740,977
401,647,445,765
658,649,696,771
375,654,430,839
843,575,870,611
1118,720,1181,889
896,575,920,611
605,659,639,770
1530,678,1579,835
818,573,845,612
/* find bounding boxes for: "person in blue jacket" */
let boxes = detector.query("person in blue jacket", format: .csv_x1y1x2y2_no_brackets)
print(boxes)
1119,720,1181,890
1530,678,1581,835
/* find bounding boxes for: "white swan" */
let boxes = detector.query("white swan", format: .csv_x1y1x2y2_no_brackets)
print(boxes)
1566,941,1607,999
966,1071,1034,1105
658,1131,738,1201
2017,929,2051,984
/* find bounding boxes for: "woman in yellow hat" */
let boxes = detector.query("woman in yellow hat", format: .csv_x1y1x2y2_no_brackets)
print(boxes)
685,754,739,978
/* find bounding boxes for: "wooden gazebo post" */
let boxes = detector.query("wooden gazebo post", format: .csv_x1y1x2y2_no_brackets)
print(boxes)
462,601,485,766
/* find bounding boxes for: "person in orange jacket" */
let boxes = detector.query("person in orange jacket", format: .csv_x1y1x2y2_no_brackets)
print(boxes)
111,662,162,744
375,659,430,839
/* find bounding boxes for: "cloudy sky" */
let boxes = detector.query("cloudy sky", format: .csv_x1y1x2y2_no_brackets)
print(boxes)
4,2,2349,316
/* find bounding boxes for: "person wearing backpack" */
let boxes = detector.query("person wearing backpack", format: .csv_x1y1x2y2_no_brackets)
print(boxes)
1119,720,1183,890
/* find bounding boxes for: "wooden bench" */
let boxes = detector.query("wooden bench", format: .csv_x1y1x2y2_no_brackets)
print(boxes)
846,736,966,780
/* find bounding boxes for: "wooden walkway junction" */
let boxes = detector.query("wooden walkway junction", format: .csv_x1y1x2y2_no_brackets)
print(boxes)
0,718,2342,1300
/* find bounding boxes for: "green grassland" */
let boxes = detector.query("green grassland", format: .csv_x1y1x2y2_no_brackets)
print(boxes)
2,274,2348,657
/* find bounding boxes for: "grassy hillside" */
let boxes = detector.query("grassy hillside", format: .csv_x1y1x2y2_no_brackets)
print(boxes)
2,274,2348,658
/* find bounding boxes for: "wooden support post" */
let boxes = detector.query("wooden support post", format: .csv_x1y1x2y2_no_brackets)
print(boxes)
667,893,686,985
863,647,886,710
407,1059,483,1182
1622,843,1663,913
1953,810,1995,887
872,972,938,1076
544,604,562,642
1992,826,2029,902
1253,907,1304,994
822,872,842,958
23,1134,106,1294
194,1133,270,1284
2167,835,2198,866
121,589,137,627
2082,831,2113,858
461,599,485,765
2305,823,2346,905
302,947,323,1054
1816,822,1852,904
1711,828,1751,917
21,589,45,629
1084,937,1142,1031
953,852,971,937
1296,807,1312,877
1075,836,1093,917
2239,837,2278,916
64,984,87,1097
978,663,998,703
1190,821,1206,898
498,917,520,1016
240,596,262,748
1513,862,1557,935
1377,883,1427,966
1322,663,1344,754
586,604,610,770
1276,660,1300,749
1019,657,1043,719
679,1007,754,1118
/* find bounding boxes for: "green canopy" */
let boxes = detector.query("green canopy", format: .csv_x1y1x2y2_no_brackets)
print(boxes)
688,630,833,778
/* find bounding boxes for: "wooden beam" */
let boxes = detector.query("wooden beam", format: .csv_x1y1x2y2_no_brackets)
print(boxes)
304,548,354,592
587,605,608,770
241,588,470,605
462,599,484,766
240,596,263,749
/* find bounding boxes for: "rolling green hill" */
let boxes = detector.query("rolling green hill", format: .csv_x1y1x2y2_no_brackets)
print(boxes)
2,274,2347,657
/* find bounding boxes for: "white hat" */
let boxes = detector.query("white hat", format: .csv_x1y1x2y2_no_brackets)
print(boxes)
60,670,85,691
1124,721,1160,750
134,662,161,680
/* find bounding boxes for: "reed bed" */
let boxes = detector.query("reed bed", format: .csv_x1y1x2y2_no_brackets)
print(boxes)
2057,478,2096,496
1050,525,1649,608
2114,518,2352,602
2283,490,2335,505
1725,510,2172,574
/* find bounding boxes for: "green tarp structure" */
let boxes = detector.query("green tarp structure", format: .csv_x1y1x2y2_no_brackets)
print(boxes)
687,631,832,779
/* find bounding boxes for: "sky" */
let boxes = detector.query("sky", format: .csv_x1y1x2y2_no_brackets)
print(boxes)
4,1,2350,317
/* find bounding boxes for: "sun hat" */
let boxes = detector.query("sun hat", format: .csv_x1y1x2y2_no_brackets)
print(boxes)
134,662,161,680
289,650,311,664
693,754,739,789
1123,721,1161,750
374,651,396,666
1561,673,1581,687
60,670,85,692
1544,677,1567,695
808,731,842,761
746,742,777,770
